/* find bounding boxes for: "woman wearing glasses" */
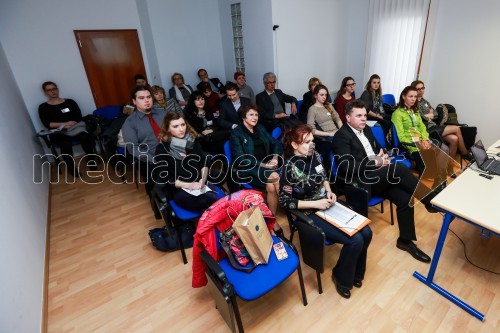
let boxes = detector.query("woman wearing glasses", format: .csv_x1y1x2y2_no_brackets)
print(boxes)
360,74,391,140
38,81,96,177
334,77,356,122
411,80,472,161
168,72,193,109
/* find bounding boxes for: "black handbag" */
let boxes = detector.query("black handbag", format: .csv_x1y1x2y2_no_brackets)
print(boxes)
148,225,195,252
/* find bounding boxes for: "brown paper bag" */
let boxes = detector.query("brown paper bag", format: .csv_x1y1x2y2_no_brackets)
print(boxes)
232,206,273,265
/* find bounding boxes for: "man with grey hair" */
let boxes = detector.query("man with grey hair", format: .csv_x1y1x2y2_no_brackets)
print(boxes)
256,72,301,132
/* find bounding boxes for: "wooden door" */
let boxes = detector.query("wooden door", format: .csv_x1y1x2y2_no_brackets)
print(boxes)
75,30,146,108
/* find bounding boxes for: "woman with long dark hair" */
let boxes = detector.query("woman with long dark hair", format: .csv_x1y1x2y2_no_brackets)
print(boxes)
334,76,356,122
153,112,219,211
360,74,391,139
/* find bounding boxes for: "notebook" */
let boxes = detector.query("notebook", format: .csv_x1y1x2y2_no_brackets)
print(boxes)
470,140,500,175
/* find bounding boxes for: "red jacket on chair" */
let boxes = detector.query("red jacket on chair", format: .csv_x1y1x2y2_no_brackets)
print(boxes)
192,190,276,288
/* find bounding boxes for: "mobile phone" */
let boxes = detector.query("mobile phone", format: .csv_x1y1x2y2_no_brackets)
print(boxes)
479,173,493,180
273,242,288,260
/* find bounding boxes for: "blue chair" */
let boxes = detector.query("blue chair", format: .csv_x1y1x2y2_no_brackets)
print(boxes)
93,105,122,121
330,153,394,225
200,217,307,331
152,184,226,264
370,125,411,169
382,94,396,106
296,100,303,114
271,126,282,140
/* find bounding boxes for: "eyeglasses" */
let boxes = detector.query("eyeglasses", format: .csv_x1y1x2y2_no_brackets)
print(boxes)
45,87,58,92
173,77,182,81
346,83,356,87
265,81,276,85
416,87,426,91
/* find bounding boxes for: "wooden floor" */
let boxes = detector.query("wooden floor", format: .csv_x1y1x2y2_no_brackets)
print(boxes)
47,172,499,332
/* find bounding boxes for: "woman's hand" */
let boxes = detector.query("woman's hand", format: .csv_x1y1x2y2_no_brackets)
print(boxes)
315,198,335,210
188,182,203,190
202,129,213,135
179,101,187,107
420,140,432,150
326,191,337,202
265,157,279,169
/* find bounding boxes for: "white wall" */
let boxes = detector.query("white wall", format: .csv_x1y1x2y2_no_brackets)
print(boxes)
147,0,226,91
270,0,369,100
0,0,146,132
420,0,500,146
0,42,49,333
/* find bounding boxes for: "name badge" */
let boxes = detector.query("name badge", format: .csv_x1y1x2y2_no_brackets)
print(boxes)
326,112,331,116
315,164,324,174
61,108,70,113
207,120,213,126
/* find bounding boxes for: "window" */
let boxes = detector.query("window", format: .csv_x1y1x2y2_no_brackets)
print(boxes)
231,3,245,72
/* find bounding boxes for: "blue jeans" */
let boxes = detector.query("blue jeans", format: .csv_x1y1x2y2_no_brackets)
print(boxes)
308,213,372,289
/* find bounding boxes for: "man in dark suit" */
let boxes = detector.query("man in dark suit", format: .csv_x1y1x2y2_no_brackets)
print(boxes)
331,99,437,263
218,82,250,130
196,68,226,96
255,72,301,132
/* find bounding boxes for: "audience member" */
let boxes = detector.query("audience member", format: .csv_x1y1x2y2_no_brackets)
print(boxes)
299,77,322,123
256,72,301,132
196,68,226,96
134,74,149,87
332,99,437,263
121,86,162,194
168,72,193,109
218,81,251,130
334,77,356,122
153,112,219,211
234,71,255,103
411,80,473,161
229,105,282,215
307,84,342,165
279,124,372,299
150,85,182,114
184,91,229,155
360,74,391,139
199,81,221,115
38,81,96,177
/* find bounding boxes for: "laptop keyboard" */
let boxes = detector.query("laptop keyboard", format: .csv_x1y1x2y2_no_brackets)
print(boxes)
484,159,500,174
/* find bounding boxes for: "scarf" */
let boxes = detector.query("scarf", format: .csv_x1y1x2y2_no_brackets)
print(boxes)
196,110,208,129
174,85,192,104
169,133,195,160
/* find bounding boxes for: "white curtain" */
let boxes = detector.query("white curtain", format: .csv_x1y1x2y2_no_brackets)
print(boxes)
364,0,430,97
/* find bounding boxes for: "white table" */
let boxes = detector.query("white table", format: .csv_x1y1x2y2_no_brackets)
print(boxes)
413,139,500,321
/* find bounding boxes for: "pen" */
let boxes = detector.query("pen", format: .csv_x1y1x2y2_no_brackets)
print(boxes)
344,215,356,225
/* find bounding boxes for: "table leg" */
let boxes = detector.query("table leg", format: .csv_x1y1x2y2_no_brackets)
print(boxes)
413,212,485,321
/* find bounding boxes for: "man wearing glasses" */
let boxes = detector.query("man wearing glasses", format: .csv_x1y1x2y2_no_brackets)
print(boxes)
256,72,301,132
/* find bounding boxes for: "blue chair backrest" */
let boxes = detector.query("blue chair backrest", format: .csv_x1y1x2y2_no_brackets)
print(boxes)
224,141,233,163
391,124,400,148
93,105,122,121
296,100,303,117
382,94,396,106
271,127,282,140
370,125,386,148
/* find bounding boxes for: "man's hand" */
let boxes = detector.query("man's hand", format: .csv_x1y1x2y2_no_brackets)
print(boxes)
291,103,297,115
202,129,213,135
375,148,390,166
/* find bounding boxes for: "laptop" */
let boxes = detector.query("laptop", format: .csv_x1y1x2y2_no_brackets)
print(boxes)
470,140,500,175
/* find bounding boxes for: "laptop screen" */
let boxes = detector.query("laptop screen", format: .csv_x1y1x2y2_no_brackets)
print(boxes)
470,140,488,166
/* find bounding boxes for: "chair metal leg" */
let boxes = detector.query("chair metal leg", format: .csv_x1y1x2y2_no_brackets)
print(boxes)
174,222,188,265
297,263,308,305
389,201,394,225
316,270,323,294
231,295,244,333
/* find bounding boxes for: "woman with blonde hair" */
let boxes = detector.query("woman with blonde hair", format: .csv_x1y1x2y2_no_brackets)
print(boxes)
153,112,218,211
